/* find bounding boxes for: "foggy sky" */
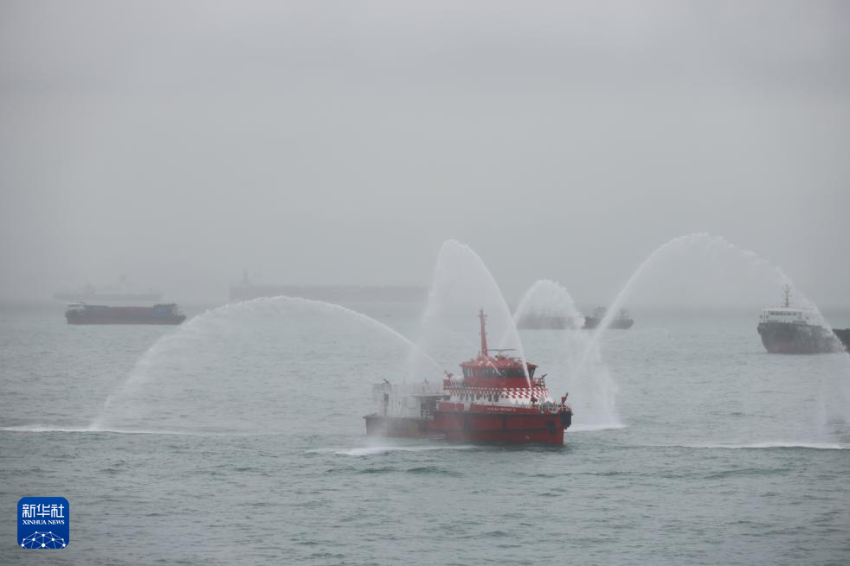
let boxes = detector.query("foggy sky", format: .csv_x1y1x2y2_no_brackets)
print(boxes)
2,1,849,307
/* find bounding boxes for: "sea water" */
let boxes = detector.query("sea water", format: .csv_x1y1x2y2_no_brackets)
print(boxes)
1,302,848,565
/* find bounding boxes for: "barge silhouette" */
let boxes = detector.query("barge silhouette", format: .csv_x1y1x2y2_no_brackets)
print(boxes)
65,303,186,325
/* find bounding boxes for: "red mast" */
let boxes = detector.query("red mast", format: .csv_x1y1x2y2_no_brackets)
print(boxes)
479,308,489,356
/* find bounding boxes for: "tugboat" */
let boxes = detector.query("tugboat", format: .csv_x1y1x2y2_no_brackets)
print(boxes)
65,303,186,325
364,310,573,444
757,286,841,354
583,307,634,330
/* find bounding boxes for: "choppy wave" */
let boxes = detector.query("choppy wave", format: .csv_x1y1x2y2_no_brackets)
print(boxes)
569,423,628,432
405,465,463,476
309,445,477,457
662,441,850,450
341,463,464,476
0,424,197,436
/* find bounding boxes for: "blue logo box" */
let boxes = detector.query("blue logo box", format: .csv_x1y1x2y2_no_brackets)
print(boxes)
17,497,69,549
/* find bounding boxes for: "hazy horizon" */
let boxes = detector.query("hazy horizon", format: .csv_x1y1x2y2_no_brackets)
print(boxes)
2,1,849,308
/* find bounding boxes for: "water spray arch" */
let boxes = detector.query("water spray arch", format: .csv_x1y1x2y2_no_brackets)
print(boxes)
573,232,850,431
93,296,445,432
578,233,833,371
411,239,532,387
513,278,623,429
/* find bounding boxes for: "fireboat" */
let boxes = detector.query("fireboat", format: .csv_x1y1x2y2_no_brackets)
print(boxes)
364,310,573,445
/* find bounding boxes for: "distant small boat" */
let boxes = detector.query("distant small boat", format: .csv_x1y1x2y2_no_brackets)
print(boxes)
583,307,634,330
65,303,186,325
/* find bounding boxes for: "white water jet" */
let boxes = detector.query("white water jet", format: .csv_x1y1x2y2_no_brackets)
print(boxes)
410,240,531,386
575,232,850,429
92,296,444,432
512,278,584,331
513,279,623,429
582,233,834,362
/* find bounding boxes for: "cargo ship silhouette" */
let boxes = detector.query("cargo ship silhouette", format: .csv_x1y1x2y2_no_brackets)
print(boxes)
65,303,186,325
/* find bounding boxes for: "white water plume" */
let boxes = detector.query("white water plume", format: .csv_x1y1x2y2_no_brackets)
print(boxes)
576,232,850,429
93,296,445,433
514,279,623,429
583,233,832,356
410,240,531,386
512,278,584,331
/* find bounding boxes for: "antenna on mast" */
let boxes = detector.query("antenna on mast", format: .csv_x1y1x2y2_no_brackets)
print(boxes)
478,309,489,356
